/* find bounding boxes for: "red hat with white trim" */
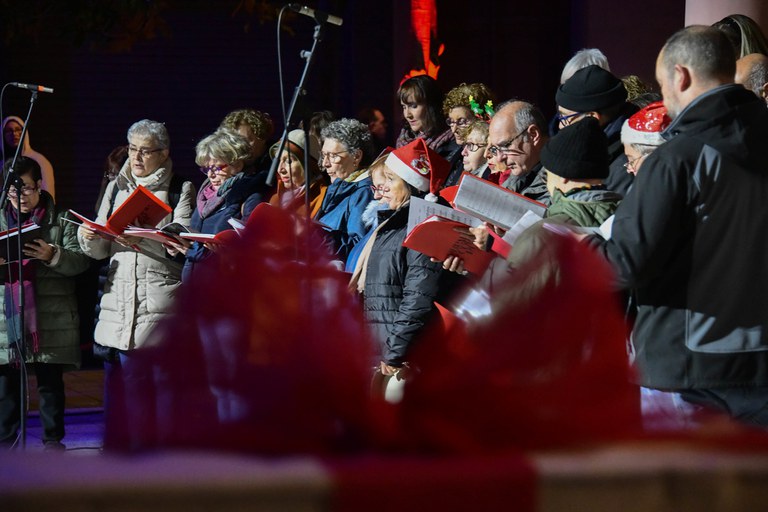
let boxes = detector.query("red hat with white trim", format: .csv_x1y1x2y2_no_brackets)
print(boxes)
384,138,450,202
620,101,670,146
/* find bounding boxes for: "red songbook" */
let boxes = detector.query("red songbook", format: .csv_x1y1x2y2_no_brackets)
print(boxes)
403,215,495,275
106,185,172,233
69,185,172,238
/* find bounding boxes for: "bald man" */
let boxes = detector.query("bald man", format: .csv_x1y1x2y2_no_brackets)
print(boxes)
735,52,768,103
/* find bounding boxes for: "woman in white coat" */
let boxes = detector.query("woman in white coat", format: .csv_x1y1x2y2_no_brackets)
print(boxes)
78,120,194,443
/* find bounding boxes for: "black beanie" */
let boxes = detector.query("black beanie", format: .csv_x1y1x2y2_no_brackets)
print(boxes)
540,117,609,180
556,65,627,112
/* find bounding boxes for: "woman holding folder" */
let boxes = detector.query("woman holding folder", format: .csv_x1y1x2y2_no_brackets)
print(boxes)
78,119,195,353
350,139,451,378
0,156,90,450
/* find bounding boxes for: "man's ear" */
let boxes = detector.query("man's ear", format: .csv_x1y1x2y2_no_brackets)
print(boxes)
761,82,768,101
528,124,543,145
675,64,692,92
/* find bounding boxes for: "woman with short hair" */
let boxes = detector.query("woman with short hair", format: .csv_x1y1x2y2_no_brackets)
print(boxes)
178,128,265,280
315,118,375,260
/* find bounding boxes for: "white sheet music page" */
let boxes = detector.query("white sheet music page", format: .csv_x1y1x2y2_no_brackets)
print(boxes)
454,174,546,230
406,197,482,234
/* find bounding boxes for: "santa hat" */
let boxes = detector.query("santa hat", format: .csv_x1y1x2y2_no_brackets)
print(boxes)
384,139,450,202
620,101,670,146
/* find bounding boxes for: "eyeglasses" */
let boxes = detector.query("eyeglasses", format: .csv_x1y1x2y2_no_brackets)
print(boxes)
623,155,645,172
320,150,349,163
128,146,164,158
8,186,38,198
446,117,471,127
464,142,487,152
555,111,585,127
199,164,230,176
487,126,530,157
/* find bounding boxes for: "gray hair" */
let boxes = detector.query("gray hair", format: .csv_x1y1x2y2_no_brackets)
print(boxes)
194,128,252,167
744,58,768,96
662,25,736,83
629,143,658,157
495,100,548,141
511,101,547,135
127,119,170,149
560,48,610,84
320,118,372,154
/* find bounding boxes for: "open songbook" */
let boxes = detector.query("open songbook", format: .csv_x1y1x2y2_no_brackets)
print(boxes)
122,222,189,244
404,176,548,267
0,223,42,262
66,185,173,239
403,215,495,275
453,172,546,230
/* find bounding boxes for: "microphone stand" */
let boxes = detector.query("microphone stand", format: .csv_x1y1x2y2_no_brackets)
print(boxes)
0,90,38,450
266,15,329,335
266,19,327,188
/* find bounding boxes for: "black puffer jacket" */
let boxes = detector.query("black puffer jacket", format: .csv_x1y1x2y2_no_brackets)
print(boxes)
589,85,768,389
363,203,443,366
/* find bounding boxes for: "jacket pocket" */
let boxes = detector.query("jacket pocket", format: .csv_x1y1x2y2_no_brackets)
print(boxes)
145,268,181,314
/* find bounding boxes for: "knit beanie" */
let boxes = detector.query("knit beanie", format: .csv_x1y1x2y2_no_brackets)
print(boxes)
541,117,609,180
556,65,627,112
620,101,670,146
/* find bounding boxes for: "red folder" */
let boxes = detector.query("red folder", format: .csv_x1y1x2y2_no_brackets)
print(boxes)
107,185,172,233
403,215,495,275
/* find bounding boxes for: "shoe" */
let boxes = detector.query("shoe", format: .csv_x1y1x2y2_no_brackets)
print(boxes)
43,441,66,452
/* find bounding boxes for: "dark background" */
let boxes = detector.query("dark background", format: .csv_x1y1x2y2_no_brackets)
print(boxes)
0,0,685,216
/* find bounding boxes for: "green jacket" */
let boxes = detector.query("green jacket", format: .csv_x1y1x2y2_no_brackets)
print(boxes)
0,191,90,367
501,187,621,306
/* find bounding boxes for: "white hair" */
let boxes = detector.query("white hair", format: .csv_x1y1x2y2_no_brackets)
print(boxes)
560,48,611,84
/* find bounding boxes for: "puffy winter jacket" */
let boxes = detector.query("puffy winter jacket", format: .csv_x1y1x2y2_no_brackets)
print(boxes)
78,160,195,350
362,203,443,366
0,192,90,366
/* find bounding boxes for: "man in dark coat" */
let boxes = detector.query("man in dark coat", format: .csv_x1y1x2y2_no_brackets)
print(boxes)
586,26,768,427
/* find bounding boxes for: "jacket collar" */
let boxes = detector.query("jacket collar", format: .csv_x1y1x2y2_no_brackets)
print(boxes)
662,84,748,140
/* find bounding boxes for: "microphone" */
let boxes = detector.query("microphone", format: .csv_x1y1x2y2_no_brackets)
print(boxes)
289,4,343,26
11,82,54,94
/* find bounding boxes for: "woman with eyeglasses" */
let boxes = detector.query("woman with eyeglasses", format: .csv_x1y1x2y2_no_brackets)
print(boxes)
0,156,90,450
77,118,194,365
315,118,375,261
344,153,389,273
175,128,268,280
460,120,492,181
350,139,454,383
268,129,327,218
441,82,495,185
78,120,195,444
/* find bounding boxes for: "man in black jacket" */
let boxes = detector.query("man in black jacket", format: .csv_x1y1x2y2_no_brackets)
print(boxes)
587,26,768,427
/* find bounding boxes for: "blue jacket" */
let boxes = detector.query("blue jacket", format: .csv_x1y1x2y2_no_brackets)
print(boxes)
316,175,374,260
